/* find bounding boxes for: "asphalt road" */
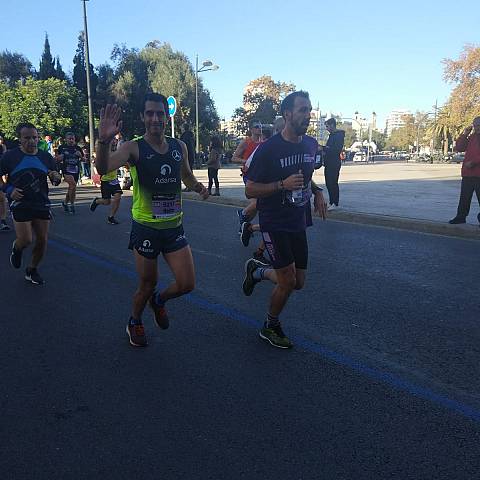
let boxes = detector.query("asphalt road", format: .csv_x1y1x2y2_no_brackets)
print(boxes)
1,186,479,479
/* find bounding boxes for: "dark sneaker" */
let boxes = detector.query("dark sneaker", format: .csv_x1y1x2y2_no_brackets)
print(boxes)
69,204,75,215
448,217,466,224
90,197,98,212
242,258,261,296
253,249,271,266
10,241,22,269
107,216,120,225
149,296,169,330
62,201,69,213
237,208,246,234
259,322,293,349
241,222,253,247
126,323,148,347
0,222,11,232
25,267,44,285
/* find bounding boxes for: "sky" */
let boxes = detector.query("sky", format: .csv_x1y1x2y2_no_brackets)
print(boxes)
1,0,479,129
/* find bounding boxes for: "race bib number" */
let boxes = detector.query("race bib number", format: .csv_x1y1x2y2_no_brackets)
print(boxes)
285,184,312,207
152,193,181,219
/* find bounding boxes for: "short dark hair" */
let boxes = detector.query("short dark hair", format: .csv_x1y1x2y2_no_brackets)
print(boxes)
65,131,76,139
210,136,223,150
325,118,336,128
280,91,310,118
142,92,169,116
16,122,37,137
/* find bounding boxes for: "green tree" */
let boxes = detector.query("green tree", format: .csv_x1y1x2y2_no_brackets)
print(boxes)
38,34,56,80
442,44,480,130
0,78,87,139
239,75,295,126
109,42,219,145
72,33,98,98
0,51,33,87
55,56,66,82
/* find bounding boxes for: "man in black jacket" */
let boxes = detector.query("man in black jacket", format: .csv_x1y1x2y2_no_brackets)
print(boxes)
323,118,345,210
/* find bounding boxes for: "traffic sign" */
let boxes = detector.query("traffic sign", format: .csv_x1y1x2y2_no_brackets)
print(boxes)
167,96,177,116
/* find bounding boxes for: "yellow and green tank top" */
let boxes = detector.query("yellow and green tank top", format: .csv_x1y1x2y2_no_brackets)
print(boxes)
130,137,184,230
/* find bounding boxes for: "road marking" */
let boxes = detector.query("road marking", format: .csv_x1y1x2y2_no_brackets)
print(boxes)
191,248,227,260
48,237,480,424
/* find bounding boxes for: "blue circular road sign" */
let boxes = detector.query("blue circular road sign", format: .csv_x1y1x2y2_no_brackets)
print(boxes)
167,96,177,116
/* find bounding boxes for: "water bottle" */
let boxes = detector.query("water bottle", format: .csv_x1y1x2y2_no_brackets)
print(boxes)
291,169,303,204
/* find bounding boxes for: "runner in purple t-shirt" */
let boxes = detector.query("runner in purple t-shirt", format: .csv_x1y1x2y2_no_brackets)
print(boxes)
241,91,327,349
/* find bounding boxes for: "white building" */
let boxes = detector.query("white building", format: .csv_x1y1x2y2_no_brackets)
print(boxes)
385,109,412,137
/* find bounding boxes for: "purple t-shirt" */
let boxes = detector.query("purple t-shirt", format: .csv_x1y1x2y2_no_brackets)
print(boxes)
246,133,318,232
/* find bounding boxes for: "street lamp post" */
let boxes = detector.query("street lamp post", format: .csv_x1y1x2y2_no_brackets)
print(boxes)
366,111,376,163
81,0,95,167
195,55,219,159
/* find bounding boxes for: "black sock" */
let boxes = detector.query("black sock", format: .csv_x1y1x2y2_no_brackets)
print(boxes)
266,313,280,328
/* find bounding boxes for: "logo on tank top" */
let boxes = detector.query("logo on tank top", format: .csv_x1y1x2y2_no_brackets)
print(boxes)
171,150,182,162
154,164,177,184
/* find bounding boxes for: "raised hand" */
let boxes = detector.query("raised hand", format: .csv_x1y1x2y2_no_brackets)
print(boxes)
99,104,123,142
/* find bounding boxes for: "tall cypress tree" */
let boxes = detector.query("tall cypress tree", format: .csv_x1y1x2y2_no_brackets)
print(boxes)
72,32,97,96
55,56,66,81
38,33,56,80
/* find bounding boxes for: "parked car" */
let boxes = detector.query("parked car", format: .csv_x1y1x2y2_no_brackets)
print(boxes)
451,153,465,164
352,151,367,162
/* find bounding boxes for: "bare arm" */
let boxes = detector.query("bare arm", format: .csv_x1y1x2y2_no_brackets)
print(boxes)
95,140,137,176
95,104,137,175
245,172,304,199
179,141,208,199
232,140,247,164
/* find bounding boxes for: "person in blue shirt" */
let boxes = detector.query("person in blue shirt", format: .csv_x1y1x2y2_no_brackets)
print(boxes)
242,91,327,349
0,122,61,285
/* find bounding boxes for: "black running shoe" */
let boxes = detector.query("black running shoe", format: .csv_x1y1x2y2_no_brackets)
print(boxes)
62,201,69,213
90,198,98,212
242,258,261,296
241,222,253,247
25,267,44,285
237,208,246,234
107,216,119,225
10,241,22,269
69,204,75,215
0,222,11,232
259,322,293,349
448,217,466,224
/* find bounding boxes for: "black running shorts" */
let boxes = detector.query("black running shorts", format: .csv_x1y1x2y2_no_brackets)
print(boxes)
261,230,308,270
12,208,51,222
100,181,123,199
64,172,79,183
128,221,188,259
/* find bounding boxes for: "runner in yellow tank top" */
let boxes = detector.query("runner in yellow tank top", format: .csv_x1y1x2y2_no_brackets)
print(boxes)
95,93,208,347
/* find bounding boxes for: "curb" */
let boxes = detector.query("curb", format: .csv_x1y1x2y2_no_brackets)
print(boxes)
182,192,480,241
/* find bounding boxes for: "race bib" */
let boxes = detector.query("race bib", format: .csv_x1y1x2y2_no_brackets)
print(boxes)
285,184,312,207
152,193,181,219
109,178,119,186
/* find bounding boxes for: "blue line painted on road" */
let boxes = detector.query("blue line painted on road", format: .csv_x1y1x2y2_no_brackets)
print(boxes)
49,238,480,423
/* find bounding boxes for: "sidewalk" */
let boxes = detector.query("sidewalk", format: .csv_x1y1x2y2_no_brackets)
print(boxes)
185,162,480,240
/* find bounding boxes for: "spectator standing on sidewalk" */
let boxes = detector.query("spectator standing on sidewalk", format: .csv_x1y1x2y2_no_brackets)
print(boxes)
322,118,345,211
449,117,480,226
207,136,223,196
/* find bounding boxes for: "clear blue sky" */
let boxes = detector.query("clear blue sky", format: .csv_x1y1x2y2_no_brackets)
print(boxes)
1,0,478,127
